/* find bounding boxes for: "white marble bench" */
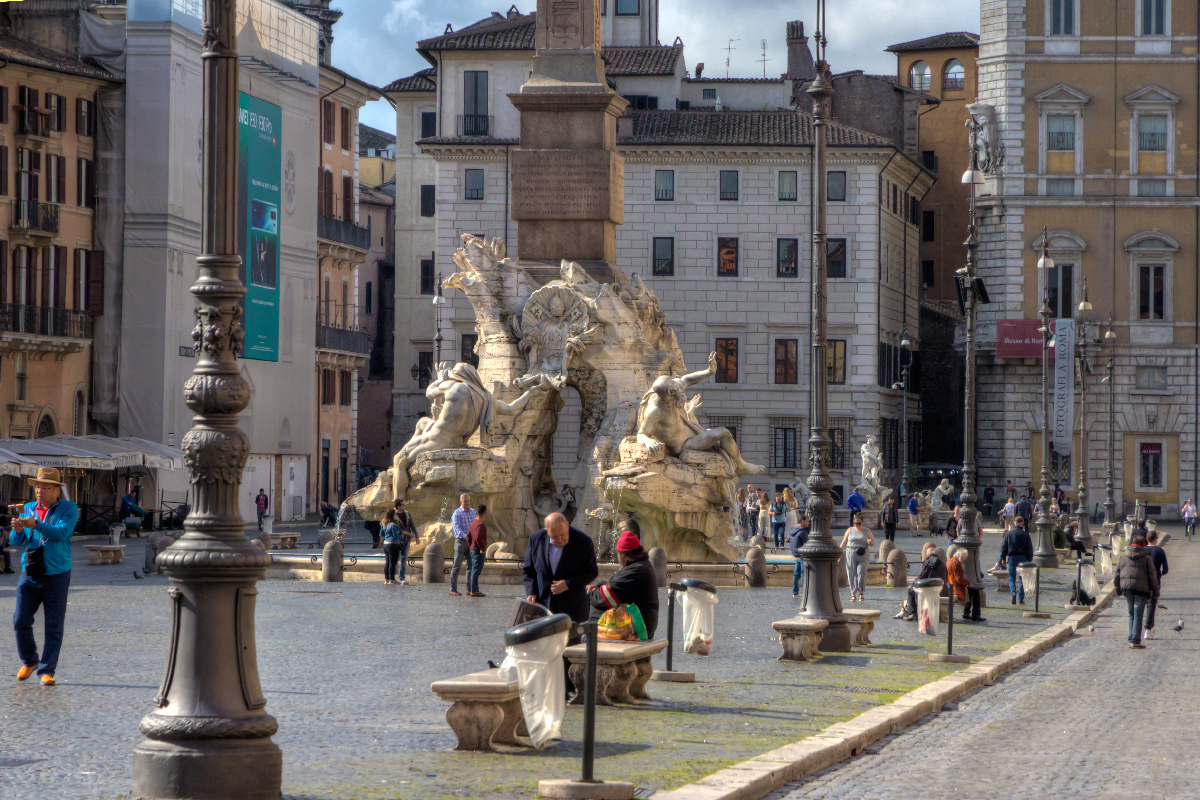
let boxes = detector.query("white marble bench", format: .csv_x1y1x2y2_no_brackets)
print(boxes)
843,609,882,646
84,544,126,565
430,668,526,751
772,617,830,661
563,639,669,706
270,533,300,550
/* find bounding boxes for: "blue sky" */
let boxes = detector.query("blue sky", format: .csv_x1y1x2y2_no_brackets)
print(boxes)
335,0,981,134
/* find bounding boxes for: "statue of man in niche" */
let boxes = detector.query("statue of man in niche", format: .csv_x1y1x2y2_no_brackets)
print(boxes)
391,363,549,500
636,352,765,476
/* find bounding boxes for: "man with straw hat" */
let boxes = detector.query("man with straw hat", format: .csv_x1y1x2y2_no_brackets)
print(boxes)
9,467,79,686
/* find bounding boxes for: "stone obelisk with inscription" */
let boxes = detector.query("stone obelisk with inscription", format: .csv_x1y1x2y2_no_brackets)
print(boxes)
509,0,626,265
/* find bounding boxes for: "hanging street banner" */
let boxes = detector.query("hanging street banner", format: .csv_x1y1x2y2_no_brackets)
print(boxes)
237,92,281,362
1052,318,1075,457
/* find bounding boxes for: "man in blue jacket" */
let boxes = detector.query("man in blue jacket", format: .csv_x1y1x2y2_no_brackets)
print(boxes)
10,467,79,686
789,515,810,597
846,489,866,517
998,516,1034,605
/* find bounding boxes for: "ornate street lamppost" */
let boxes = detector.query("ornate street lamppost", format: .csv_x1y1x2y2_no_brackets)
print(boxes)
433,270,446,369
132,0,282,796
1033,228,1060,568
1101,315,1118,532
1074,279,1094,548
893,328,912,497
956,114,988,595
796,0,851,652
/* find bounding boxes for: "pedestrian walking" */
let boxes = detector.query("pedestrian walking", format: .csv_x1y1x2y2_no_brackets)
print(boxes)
10,467,79,686
946,506,960,541
846,488,866,517
1001,496,1017,528
907,493,920,537
756,491,771,542
448,493,476,597
466,505,488,597
770,492,788,548
1005,480,1016,502
255,488,269,532
393,499,417,584
882,496,898,542
1115,533,1159,648
745,484,758,537
1183,498,1197,539
789,515,810,596
998,516,1034,604
783,487,800,531
380,510,403,585
1016,495,1034,531
982,484,996,518
839,514,874,603
1143,531,1169,639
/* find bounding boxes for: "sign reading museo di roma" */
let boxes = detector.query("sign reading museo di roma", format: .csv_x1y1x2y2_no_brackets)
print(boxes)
237,93,282,362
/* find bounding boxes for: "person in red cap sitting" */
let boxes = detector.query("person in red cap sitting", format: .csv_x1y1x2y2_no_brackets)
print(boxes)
586,521,659,638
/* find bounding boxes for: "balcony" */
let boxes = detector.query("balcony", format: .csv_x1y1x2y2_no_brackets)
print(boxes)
456,114,493,137
0,304,91,338
14,108,49,142
317,215,370,251
317,324,370,355
10,200,60,237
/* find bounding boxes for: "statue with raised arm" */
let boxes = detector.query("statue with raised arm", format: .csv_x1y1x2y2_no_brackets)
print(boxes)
636,352,765,475
859,434,884,500
391,363,548,500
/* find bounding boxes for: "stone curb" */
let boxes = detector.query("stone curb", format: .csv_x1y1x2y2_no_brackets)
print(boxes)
649,581,1117,800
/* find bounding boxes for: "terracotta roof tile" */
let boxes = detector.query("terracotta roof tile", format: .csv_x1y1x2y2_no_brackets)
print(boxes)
684,76,785,84
383,67,436,93
417,13,536,52
358,124,396,151
602,45,681,76
617,109,892,148
886,32,979,52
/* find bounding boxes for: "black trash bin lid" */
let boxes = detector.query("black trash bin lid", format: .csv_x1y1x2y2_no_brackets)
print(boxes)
1097,544,1112,551
913,577,944,589
678,578,717,595
505,613,572,646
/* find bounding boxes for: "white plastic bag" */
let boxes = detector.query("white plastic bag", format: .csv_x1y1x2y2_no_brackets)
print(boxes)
1081,562,1101,599
497,628,568,749
1016,563,1038,601
914,585,940,636
1097,546,1112,576
681,586,719,655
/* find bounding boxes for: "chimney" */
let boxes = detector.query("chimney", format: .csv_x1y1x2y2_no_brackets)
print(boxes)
786,21,815,82
695,62,704,79
507,5,520,19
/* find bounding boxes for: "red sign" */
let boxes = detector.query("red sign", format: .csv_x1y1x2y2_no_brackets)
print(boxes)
1140,442,1162,456
996,319,1060,359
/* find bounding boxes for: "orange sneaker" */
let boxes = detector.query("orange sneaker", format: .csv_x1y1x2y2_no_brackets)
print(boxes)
16,665,35,681
39,674,55,686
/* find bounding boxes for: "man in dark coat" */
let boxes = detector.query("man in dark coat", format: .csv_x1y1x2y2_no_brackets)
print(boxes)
523,512,598,625
998,517,1034,604
1115,534,1160,648
1016,496,1035,532
882,498,898,542
586,531,659,638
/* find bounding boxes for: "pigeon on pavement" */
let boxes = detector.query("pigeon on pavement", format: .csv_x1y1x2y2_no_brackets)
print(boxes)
1173,619,1184,632
133,571,144,580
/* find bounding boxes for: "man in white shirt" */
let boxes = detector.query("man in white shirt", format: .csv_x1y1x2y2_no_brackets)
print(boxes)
449,494,476,597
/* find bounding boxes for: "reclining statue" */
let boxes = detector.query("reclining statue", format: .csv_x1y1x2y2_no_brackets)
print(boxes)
391,363,548,500
636,351,765,476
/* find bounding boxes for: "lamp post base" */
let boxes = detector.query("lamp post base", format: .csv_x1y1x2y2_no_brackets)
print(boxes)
1031,553,1059,569
1022,611,1052,619
132,737,282,800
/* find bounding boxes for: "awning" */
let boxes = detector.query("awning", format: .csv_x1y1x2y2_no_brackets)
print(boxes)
0,447,40,477
0,435,186,472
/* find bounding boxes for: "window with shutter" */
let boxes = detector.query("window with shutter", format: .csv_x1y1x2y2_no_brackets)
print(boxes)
40,248,50,307
322,100,334,144
54,245,66,308
72,249,84,309
0,86,7,124
87,250,104,315
0,145,7,196
0,242,6,303
340,107,350,150
341,175,353,222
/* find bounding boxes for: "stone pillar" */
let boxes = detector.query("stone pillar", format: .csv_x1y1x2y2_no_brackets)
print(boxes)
423,538,445,584
508,0,627,265
321,539,343,583
648,546,667,587
744,545,766,588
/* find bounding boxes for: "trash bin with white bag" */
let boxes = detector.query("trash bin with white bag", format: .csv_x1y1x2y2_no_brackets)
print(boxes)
912,577,943,636
679,578,719,656
499,613,572,749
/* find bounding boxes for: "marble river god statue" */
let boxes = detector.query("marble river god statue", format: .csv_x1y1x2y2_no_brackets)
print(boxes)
349,234,759,562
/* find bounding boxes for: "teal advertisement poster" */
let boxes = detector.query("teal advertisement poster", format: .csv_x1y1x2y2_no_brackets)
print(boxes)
237,92,281,361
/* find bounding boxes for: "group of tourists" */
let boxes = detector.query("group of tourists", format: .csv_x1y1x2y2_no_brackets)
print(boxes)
737,484,800,545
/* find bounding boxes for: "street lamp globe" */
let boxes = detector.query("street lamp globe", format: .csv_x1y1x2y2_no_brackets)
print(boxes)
961,168,985,185
1037,252,1055,271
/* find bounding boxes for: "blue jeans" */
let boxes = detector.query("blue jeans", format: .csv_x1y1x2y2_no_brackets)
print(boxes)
1126,594,1149,644
450,538,469,591
14,570,71,676
1007,557,1028,601
792,561,804,595
772,521,786,547
468,550,485,594
397,538,411,581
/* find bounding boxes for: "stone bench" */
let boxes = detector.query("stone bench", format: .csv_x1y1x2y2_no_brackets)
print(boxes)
843,609,882,646
563,639,668,706
270,533,300,550
772,617,830,661
84,544,126,565
988,567,1009,593
430,668,526,752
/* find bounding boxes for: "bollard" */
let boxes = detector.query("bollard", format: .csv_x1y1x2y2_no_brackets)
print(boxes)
930,586,970,663
1020,563,1050,619
744,545,766,588
257,530,273,553
648,546,667,588
145,533,175,575
316,529,337,550
653,582,698,682
320,539,343,582
885,547,908,588
422,537,445,584
538,620,635,800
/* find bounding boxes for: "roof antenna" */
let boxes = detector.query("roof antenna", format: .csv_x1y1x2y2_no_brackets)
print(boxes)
444,23,453,34
725,38,739,78
758,39,769,78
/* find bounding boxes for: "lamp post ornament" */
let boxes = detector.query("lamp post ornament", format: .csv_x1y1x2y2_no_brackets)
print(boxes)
1075,278,1094,548
1033,227,1060,568
132,0,283,796
1103,314,1118,532
796,0,851,652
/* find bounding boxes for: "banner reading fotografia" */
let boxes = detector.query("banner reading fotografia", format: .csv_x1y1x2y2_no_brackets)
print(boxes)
237,92,282,361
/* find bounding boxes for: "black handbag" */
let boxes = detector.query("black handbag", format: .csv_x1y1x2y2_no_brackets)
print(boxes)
855,547,867,557
24,543,46,579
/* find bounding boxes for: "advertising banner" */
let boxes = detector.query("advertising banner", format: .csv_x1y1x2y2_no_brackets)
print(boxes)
996,319,1045,359
237,92,281,362
1052,319,1075,457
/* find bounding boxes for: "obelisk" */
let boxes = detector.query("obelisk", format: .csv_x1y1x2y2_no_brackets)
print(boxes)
508,0,626,265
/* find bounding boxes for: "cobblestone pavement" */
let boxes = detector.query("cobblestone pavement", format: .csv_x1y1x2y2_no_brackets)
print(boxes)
0,529,1082,800
767,526,1197,800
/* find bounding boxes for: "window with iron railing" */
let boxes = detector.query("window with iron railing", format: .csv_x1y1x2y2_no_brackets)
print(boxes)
652,236,674,276
778,170,798,201
776,238,798,278
719,170,738,201
1047,115,1075,151
772,423,799,469
464,169,484,200
1138,115,1167,151
654,169,674,201
942,59,965,92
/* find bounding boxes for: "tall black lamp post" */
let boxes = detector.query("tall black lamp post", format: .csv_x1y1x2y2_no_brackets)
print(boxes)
1075,279,1094,548
1101,315,1118,532
433,271,446,369
132,0,282,797
796,0,851,652
893,328,912,497
1033,228,1060,568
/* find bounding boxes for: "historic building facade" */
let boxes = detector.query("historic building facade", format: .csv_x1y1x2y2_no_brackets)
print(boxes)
976,0,1200,516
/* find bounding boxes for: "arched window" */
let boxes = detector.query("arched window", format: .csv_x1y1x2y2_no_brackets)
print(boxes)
36,414,55,439
909,61,930,92
943,59,964,91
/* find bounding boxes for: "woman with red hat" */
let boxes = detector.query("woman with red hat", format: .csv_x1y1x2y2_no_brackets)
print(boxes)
586,521,659,638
